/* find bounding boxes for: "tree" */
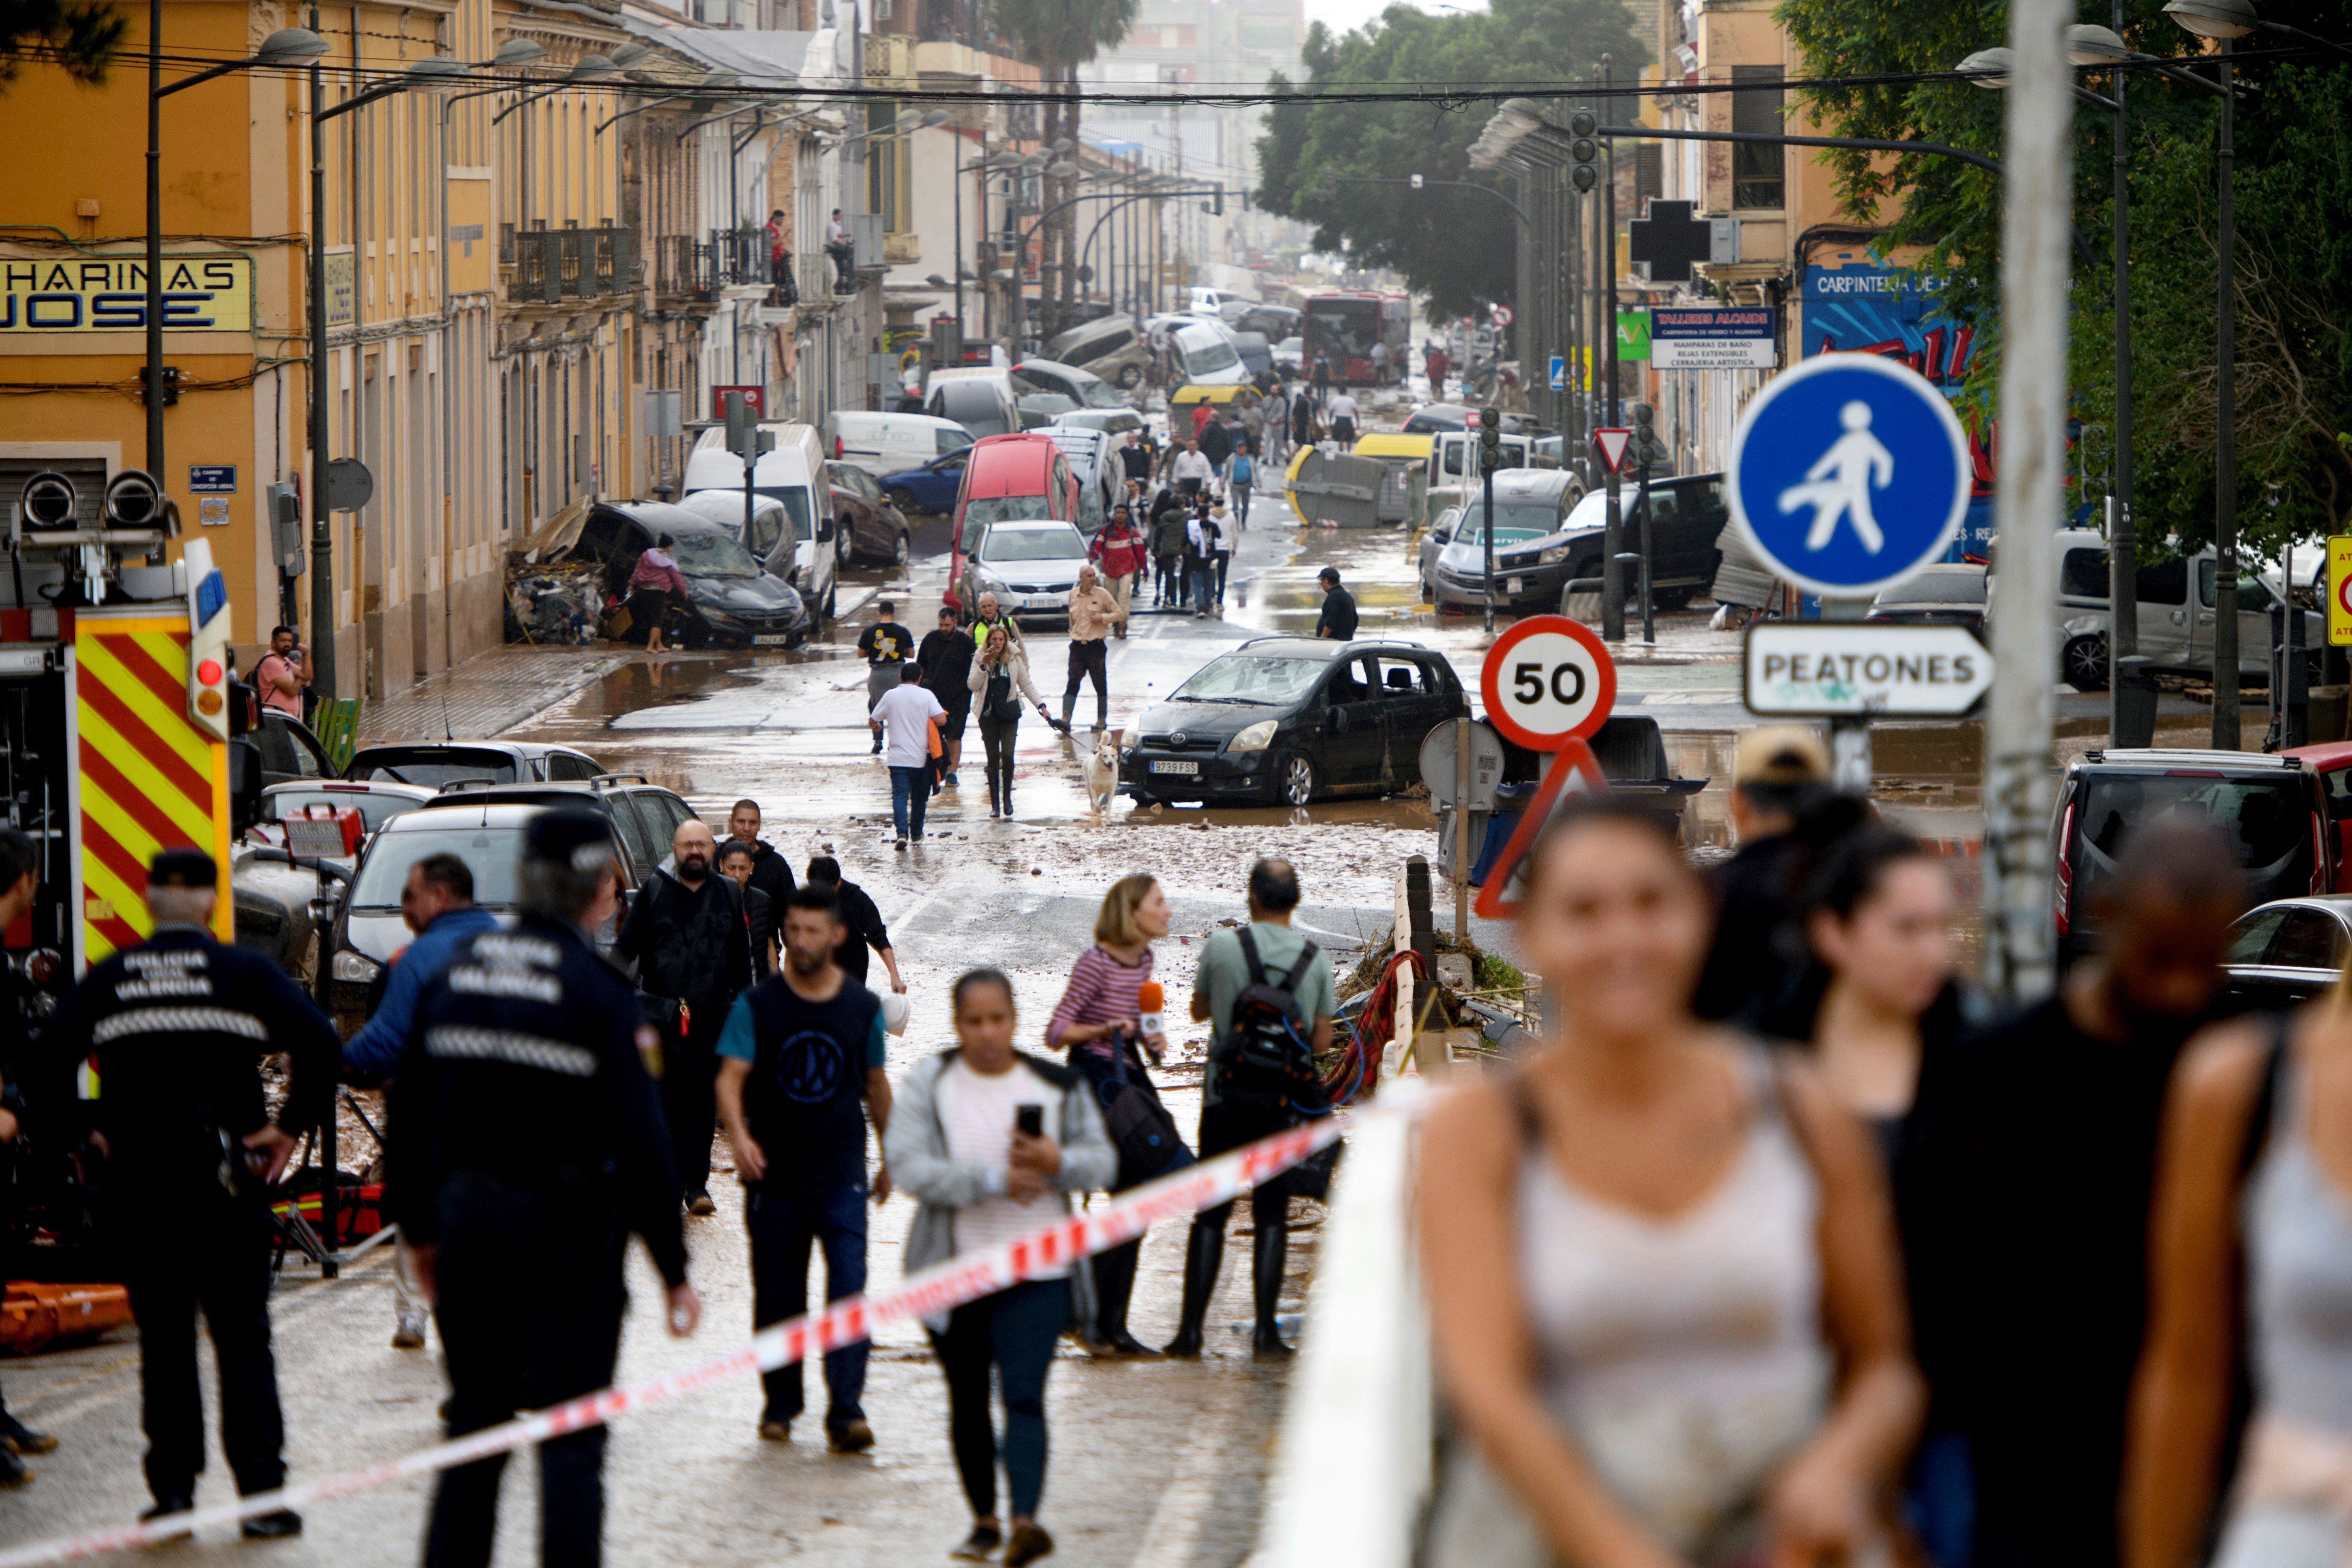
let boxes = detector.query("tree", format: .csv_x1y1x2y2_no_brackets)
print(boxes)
992,0,1139,340
1780,0,2352,551
1253,0,1645,321
2,0,126,90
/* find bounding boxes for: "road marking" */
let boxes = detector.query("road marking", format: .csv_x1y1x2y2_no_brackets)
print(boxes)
1130,1388,1240,1568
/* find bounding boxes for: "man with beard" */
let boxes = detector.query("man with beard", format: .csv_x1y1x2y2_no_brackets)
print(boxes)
619,818,753,1216
1898,821,2243,1568
715,885,891,1454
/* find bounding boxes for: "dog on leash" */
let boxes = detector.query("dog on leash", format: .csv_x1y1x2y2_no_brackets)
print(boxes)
1081,731,1121,824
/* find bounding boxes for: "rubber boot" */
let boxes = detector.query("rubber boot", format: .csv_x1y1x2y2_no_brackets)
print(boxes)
1252,1219,1293,1360
1092,1242,1156,1357
1094,693,1109,733
1056,694,1075,734
1162,1220,1225,1358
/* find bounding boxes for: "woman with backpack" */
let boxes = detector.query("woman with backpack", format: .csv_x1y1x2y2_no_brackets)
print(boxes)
1418,801,1923,1568
1044,875,1187,1358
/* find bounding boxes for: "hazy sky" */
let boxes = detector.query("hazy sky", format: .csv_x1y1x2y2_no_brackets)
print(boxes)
1303,0,1487,41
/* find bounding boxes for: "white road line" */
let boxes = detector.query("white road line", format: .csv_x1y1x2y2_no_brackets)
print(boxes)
1129,1389,1240,1568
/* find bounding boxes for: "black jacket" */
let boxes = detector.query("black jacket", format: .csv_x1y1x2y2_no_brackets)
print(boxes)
617,869,753,1016
827,879,892,985
918,628,977,713
386,913,687,1287
742,841,794,951
1199,420,1232,468
1314,586,1358,640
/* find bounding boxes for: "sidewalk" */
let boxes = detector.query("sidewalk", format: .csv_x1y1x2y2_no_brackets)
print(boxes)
356,645,636,743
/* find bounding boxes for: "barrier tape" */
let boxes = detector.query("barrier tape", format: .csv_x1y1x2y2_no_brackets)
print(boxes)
0,1108,1359,1567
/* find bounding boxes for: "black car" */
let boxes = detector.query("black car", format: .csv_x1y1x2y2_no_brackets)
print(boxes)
1121,638,1470,807
1400,402,1548,437
569,502,811,648
1541,472,1733,614
1866,564,1988,630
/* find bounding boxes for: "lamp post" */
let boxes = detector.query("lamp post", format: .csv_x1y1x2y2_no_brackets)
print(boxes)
146,26,330,478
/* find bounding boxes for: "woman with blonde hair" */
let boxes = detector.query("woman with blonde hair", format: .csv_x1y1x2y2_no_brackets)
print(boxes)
1419,800,1923,1567
967,624,1048,819
1044,873,1187,1356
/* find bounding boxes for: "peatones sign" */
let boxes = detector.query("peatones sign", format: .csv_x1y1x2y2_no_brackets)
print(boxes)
1,255,254,335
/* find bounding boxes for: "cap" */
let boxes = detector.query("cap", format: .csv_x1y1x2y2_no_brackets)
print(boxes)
147,847,217,889
1733,725,1830,790
524,808,617,872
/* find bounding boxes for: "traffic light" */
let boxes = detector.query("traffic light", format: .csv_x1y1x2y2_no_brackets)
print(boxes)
139,365,181,407
267,482,304,576
1478,405,1502,472
723,392,773,462
1567,108,1599,194
1631,402,1669,472
1210,183,1225,216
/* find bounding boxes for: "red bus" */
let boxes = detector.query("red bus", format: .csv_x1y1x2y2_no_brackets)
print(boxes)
1302,291,1412,387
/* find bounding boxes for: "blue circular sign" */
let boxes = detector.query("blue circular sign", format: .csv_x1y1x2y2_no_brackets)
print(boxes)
1727,354,1971,599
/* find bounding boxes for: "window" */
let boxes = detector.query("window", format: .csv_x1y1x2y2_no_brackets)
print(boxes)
351,826,527,909
2270,911,2347,970
2227,907,2290,964
2198,559,2275,611
547,752,601,781
745,507,783,560
2137,556,2187,606
1375,657,1432,696
1731,68,1785,209
605,795,660,877
2061,548,2111,600
937,429,972,456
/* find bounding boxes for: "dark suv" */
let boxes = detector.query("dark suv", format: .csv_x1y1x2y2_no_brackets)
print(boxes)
2053,747,2333,966
1121,638,1470,807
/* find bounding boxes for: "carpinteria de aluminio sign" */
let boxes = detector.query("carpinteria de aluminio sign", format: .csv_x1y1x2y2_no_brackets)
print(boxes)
2,255,255,334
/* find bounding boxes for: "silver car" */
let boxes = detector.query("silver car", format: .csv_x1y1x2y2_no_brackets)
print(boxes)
961,519,1091,624
2222,895,2352,1009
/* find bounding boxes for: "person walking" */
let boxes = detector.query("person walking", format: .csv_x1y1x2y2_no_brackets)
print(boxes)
1171,438,1213,501
1237,396,1264,454
1326,389,1360,446
1057,567,1121,734
1087,506,1147,633
1188,400,1215,443
871,664,948,848
856,600,915,755
969,624,1049,819
1262,384,1290,470
1692,726,1845,1027
627,534,689,654
253,626,309,719
341,853,499,1351
918,603,976,791
1903,823,2242,1568
1290,387,1320,451
716,883,891,1454
1228,444,1255,529
725,799,795,959
1046,875,1184,1358
967,592,1023,653
1118,430,1151,487
37,846,338,1533
1210,499,1239,609
1310,349,1332,407
1425,342,1450,398
886,968,1117,1568
0,831,53,1478
1148,487,1189,608
1167,859,1338,1360
1184,504,1219,622
805,857,910,993
1416,801,1923,1567
716,841,779,978
1369,338,1389,385
619,817,755,1215
1313,567,1357,640
1197,410,1232,475
388,810,701,1568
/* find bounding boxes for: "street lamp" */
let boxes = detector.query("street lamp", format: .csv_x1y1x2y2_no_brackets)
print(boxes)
2165,0,2352,60
145,26,331,477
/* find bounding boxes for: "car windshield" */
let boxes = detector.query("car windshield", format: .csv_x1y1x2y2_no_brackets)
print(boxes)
1454,502,1563,542
966,496,1054,527
1181,333,1241,377
350,824,528,909
753,489,813,535
349,749,517,788
982,524,1085,562
1878,571,1986,605
2073,773,2314,931
667,532,763,578
1174,654,1330,705
267,789,422,831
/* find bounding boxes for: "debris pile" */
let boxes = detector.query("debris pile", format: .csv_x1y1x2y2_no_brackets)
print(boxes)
504,560,606,646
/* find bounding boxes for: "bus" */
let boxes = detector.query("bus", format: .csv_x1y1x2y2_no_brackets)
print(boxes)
1302,291,1412,387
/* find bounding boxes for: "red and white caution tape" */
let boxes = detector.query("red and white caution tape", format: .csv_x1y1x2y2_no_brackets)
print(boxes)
0,1109,1358,1567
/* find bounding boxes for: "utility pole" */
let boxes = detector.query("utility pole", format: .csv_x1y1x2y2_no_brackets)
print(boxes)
2107,0,2141,746
2210,37,2239,749
1982,0,2074,1006
1600,55,1625,643
307,8,335,699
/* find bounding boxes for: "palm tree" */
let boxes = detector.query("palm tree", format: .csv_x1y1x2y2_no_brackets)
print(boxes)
991,0,1138,340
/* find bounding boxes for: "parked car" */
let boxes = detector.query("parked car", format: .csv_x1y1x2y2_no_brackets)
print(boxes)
1231,304,1301,342
828,410,972,480
926,373,1021,439
958,519,1092,625
1044,315,1153,391
1120,638,1471,807
2284,740,2352,892
346,741,609,787
1399,402,1547,437
1050,407,1147,440
1424,478,1579,613
1231,331,1275,380
1168,319,1249,387
251,707,336,789
569,502,811,648
253,778,436,846
1866,564,1988,631
1544,472,1733,614
2220,895,2352,1010
948,434,1085,611
1042,426,1121,537
1273,335,1304,375
1012,357,1129,411
826,462,913,567
1017,392,1079,430
2052,747,2332,966
879,445,974,516
675,489,837,623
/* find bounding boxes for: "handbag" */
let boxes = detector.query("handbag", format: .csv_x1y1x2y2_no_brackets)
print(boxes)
1099,1037,1194,1189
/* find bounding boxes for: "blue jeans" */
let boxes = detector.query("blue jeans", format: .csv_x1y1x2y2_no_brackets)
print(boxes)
1233,483,1251,526
1192,565,1216,610
888,765,928,839
747,1181,869,1432
927,1278,1065,1520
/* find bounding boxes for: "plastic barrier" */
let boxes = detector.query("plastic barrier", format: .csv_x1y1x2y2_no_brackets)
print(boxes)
0,1283,133,1356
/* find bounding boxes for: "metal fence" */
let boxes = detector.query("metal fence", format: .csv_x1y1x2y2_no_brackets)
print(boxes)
506,227,636,304
654,233,715,300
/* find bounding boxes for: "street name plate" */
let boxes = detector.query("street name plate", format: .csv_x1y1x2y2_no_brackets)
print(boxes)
1744,624,1992,717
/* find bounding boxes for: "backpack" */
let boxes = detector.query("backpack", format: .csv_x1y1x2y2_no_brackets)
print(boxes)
1211,926,1321,1111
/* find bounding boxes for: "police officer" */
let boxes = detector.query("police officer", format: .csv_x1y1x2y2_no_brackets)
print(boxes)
37,846,334,1532
388,810,701,1568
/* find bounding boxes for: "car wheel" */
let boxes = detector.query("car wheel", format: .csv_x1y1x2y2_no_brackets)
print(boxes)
1117,365,1143,390
892,531,911,568
2061,632,2110,692
887,487,920,515
1275,751,1315,807
835,523,856,566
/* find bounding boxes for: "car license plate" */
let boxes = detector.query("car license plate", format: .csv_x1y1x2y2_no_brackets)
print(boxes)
1151,760,1199,776
751,633,793,646
1506,577,1524,595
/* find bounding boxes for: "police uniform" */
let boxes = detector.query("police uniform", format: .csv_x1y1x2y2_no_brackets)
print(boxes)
387,811,687,1568
36,847,335,1526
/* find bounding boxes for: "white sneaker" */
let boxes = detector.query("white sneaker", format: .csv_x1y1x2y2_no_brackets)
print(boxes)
392,1310,428,1350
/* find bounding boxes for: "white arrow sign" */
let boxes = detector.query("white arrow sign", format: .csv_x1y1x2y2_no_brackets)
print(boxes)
1744,624,1993,717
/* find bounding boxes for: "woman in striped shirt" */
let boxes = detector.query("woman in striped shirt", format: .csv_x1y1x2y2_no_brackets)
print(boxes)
1046,874,1182,1357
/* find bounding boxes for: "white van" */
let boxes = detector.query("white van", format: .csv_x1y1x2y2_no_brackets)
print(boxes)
682,421,827,551
924,369,1021,439
828,410,972,480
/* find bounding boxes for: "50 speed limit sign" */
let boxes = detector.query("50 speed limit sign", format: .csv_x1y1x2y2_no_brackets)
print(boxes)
1480,615,1616,749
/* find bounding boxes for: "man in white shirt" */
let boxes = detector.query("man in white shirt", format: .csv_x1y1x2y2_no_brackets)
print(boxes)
869,664,946,849
826,208,853,293
1369,339,1388,384
1326,391,1360,445
1171,438,1214,499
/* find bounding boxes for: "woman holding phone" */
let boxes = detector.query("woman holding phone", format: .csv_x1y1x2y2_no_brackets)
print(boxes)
888,969,1116,1566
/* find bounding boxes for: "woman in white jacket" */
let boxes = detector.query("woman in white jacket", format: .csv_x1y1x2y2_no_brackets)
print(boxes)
886,968,1115,1567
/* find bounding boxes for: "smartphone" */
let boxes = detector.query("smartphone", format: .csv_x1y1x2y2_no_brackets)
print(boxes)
1015,1104,1044,1139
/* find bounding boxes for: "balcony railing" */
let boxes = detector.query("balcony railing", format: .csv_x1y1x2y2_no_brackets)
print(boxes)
711,227,767,288
506,226,637,305
654,233,716,300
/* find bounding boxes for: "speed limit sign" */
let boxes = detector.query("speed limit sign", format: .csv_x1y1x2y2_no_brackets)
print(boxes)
1480,615,1615,748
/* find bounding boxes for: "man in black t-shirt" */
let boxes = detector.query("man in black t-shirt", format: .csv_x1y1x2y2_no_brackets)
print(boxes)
715,885,891,1454
855,602,914,755
1313,568,1357,640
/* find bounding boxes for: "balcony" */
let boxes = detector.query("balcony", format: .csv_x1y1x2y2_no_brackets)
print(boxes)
505,226,636,305
883,229,921,265
654,233,717,303
710,227,769,290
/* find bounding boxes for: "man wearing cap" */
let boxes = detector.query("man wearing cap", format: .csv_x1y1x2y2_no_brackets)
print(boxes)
388,810,701,1568
37,847,339,1534
1692,725,1840,1025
